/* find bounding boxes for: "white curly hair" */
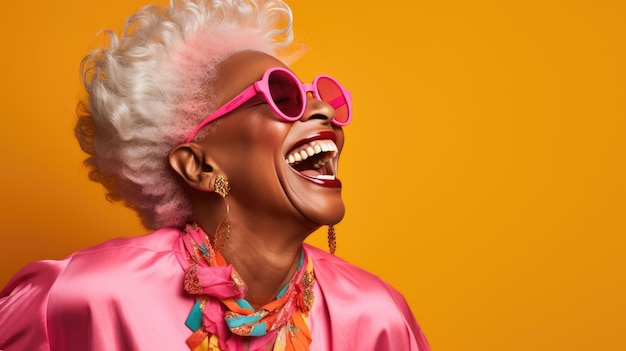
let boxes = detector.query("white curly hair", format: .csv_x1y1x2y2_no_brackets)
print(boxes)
75,0,301,229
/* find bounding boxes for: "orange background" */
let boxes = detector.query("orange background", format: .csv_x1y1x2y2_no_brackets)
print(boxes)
1,1,625,350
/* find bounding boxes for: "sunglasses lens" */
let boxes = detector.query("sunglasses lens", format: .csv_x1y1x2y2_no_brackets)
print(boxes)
268,70,303,119
317,77,350,124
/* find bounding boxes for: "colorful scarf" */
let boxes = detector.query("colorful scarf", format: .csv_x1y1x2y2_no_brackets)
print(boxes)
181,224,315,351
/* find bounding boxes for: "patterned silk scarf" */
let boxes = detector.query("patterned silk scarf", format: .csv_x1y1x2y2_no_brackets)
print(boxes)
181,224,315,351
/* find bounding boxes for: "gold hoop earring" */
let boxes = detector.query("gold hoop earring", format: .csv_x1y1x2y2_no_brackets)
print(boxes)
328,225,336,255
213,175,230,251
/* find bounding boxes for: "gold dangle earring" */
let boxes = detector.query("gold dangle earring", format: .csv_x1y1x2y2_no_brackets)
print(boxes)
328,225,336,255
213,175,231,251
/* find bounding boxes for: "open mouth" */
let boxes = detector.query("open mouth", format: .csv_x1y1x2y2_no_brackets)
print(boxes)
285,134,341,187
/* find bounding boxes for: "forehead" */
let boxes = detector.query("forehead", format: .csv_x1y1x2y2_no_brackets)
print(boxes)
214,50,289,97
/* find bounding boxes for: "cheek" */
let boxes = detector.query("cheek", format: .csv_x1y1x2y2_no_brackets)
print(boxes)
252,124,288,150
249,114,293,159
220,110,288,149
210,110,291,183
243,106,289,138
229,117,290,174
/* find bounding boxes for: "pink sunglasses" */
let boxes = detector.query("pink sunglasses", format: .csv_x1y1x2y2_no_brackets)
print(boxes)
185,67,352,142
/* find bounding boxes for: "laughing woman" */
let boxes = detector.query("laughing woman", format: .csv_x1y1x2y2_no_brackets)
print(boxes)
0,0,430,350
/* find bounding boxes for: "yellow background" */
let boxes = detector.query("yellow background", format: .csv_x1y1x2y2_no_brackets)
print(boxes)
1,1,624,350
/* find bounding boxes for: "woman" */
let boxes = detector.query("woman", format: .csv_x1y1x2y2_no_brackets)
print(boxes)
0,0,429,350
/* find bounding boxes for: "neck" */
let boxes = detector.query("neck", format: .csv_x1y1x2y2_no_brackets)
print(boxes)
222,236,303,309
193,205,316,309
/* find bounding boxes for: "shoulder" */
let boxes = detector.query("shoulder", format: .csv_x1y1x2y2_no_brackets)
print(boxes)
73,227,182,256
305,244,431,350
0,259,67,350
0,228,187,350
31,227,184,290
45,227,184,301
305,243,404,302
0,228,181,308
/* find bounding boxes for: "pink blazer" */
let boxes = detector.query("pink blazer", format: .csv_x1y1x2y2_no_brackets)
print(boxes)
0,228,429,350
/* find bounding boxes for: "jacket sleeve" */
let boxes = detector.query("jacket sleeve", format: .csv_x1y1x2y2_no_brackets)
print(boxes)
368,288,431,350
0,260,65,351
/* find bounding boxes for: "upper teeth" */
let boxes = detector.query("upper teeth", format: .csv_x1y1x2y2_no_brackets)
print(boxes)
286,139,338,168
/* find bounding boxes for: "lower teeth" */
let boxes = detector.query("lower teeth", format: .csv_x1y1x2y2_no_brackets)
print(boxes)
315,175,336,180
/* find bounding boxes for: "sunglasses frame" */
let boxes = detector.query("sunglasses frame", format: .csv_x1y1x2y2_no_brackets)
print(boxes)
185,67,352,142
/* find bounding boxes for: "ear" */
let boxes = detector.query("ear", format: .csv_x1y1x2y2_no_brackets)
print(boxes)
168,143,219,192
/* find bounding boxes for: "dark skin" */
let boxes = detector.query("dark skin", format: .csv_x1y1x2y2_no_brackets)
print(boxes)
168,51,346,310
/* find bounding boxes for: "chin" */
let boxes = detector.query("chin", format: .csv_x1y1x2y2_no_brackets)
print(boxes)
299,198,346,226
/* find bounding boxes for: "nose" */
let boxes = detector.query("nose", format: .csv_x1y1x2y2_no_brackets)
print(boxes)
299,95,335,125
